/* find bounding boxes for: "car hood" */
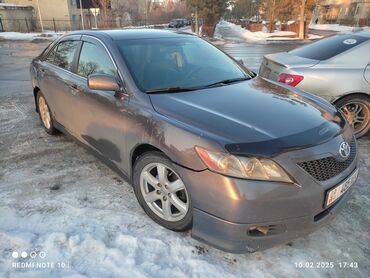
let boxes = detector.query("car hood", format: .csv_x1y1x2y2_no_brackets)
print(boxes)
150,77,345,156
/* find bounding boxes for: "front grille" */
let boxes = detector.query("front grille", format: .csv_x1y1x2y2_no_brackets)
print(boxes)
298,137,356,182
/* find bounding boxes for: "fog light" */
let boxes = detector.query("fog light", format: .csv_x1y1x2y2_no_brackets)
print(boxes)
248,226,270,236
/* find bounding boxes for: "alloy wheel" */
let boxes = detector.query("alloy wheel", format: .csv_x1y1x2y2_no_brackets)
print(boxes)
140,162,189,222
340,101,370,135
38,95,51,129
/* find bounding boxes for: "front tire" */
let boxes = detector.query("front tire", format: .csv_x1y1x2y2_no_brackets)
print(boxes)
336,95,370,138
133,152,192,231
36,91,58,135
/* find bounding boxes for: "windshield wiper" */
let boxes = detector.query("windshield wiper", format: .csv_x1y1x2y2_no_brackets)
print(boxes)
145,87,199,94
145,77,251,94
204,77,251,88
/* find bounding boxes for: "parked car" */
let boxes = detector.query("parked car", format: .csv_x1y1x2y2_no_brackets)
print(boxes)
168,19,187,28
30,29,358,253
259,31,370,138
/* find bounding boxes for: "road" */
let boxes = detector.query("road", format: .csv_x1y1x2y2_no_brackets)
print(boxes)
0,39,369,277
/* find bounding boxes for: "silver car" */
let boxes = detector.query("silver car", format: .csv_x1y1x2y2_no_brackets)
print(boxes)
259,31,370,138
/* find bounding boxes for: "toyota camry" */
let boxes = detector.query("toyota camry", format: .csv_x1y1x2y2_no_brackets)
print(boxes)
30,29,359,253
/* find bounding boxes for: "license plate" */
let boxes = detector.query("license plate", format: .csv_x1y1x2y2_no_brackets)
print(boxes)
325,169,358,207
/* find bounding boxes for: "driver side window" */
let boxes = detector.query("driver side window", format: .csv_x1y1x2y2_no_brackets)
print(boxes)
77,42,117,78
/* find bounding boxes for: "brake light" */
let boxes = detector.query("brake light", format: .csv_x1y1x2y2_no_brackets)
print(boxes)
278,73,304,87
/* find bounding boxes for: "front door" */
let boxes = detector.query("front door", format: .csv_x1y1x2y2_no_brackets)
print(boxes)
67,37,130,171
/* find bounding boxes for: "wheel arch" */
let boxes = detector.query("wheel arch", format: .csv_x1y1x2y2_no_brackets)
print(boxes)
33,86,40,112
333,92,370,105
130,143,165,179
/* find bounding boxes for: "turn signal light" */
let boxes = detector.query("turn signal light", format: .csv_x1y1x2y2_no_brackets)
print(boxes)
278,73,304,87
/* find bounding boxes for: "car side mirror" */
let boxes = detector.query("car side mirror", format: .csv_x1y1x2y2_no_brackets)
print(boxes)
87,74,120,91
238,59,244,65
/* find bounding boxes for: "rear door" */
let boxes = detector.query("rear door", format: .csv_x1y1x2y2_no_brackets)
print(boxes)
67,36,130,168
37,36,81,130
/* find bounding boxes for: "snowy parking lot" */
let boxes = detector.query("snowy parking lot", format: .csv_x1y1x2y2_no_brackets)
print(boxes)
0,40,369,277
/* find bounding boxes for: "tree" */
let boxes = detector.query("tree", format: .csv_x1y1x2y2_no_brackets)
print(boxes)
299,0,305,39
186,0,229,36
259,0,316,35
92,0,110,28
231,0,259,21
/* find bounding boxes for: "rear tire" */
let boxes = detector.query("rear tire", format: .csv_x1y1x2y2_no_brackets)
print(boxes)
336,95,370,138
36,91,59,135
133,151,192,232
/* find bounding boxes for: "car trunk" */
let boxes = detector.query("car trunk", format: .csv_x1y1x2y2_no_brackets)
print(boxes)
259,52,320,81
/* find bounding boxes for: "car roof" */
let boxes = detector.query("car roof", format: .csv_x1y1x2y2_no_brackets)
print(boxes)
67,29,195,41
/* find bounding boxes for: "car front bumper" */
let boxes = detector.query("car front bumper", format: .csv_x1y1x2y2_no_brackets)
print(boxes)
174,132,358,253
191,185,353,253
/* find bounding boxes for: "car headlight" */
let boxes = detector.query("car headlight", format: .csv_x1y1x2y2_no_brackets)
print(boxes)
195,146,293,183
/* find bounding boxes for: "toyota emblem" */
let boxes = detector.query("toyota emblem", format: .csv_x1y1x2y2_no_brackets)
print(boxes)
339,141,351,159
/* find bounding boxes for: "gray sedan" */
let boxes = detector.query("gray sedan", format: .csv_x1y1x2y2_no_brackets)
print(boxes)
259,31,370,137
30,29,358,253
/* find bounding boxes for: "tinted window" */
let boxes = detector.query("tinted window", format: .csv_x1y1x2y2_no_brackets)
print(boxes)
44,45,57,63
117,37,249,92
54,40,79,71
77,42,116,77
289,34,369,60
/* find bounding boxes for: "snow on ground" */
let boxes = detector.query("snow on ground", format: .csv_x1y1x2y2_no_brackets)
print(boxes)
215,21,323,43
1,95,369,277
0,32,63,41
307,34,323,40
309,24,370,32
215,21,297,43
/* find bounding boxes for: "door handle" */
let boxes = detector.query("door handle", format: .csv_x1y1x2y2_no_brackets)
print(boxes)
69,84,79,95
39,68,45,77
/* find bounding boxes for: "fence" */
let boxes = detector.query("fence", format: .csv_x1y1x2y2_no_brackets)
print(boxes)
0,16,173,33
247,22,309,36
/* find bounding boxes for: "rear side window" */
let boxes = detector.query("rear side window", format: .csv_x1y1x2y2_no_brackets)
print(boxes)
54,40,79,71
289,34,369,60
44,45,57,63
77,42,116,78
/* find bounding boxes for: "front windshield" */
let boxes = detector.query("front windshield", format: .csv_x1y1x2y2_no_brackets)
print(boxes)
116,37,250,92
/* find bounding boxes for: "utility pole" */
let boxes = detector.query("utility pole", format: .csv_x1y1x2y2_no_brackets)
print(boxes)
35,0,44,32
299,0,306,39
195,7,199,35
79,0,85,29
145,0,148,26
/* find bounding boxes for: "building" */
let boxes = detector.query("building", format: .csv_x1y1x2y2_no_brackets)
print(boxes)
1,0,90,31
0,3,34,32
312,0,370,26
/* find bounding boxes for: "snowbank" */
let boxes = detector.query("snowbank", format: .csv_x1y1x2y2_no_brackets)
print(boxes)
309,23,370,32
0,32,63,41
215,21,299,43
